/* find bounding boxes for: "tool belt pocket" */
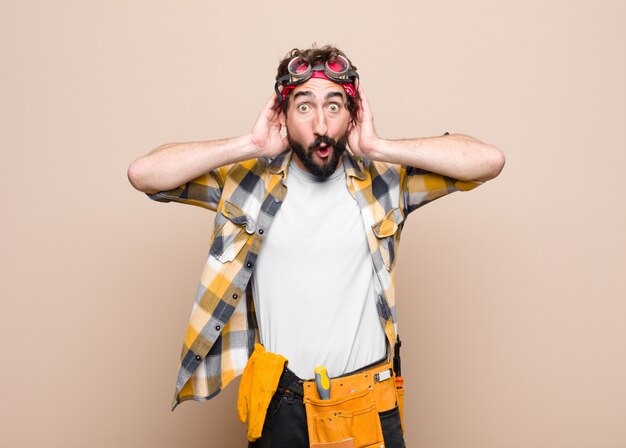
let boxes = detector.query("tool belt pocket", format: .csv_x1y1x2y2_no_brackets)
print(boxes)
303,387,384,448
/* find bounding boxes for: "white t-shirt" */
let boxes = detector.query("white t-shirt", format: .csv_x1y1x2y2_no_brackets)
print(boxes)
251,157,386,379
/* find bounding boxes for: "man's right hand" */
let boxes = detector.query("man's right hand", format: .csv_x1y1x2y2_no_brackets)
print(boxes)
250,92,289,158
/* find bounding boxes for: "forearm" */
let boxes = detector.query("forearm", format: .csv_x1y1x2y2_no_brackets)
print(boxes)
370,133,505,182
127,134,260,194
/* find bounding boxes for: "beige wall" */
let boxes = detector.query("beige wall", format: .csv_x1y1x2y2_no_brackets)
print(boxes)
2,1,625,447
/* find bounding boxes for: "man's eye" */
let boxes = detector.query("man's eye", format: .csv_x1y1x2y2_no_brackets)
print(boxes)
328,104,340,112
297,104,310,112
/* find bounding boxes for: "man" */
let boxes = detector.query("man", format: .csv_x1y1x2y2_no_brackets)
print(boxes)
128,45,504,448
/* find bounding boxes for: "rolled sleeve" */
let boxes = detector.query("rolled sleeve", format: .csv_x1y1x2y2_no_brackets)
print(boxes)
147,166,231,213
400,165,482,216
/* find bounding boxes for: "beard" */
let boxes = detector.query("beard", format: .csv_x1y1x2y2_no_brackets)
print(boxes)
287,131,349,179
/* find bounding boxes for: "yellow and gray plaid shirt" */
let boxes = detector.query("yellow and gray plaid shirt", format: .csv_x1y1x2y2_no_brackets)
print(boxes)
148,147,480,410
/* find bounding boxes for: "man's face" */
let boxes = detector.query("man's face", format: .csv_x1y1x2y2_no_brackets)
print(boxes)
282,77,351,178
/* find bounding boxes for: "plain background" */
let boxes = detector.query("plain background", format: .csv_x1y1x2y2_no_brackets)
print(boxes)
2,1,625,447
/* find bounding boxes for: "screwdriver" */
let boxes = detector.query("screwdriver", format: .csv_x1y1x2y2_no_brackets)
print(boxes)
314,366,331,400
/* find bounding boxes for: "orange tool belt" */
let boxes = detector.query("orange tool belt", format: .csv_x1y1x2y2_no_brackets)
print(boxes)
238,342,405,448
303,357,404,448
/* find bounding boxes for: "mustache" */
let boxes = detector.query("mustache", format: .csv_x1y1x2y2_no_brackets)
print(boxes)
308,135,338,151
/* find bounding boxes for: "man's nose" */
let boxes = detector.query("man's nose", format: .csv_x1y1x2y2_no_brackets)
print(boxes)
313,109,328,136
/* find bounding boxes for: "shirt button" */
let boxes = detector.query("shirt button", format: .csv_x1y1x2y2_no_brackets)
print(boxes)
258,229,264,234
195,355,201,361
215,325,221,331
232,293,238,299
246,262,252,268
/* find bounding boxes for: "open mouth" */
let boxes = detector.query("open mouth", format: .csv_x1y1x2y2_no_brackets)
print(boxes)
315,145,332,158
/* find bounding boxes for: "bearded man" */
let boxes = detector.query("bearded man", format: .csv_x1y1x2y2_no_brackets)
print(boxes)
128,44,505,448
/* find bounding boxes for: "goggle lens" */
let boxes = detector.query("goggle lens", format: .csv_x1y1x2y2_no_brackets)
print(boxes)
288,58,311,80
326,58,349,76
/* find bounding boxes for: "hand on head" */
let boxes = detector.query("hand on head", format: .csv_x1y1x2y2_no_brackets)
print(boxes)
347,86,381,159
250,89,289,158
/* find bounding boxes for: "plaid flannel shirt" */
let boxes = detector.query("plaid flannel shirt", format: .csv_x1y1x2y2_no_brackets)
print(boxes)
148,147,480,410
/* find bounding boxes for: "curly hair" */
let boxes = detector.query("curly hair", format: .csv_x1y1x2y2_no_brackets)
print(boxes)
276,44,360,123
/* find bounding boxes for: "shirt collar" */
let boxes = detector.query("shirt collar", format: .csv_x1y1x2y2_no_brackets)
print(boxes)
267,148,367,181
342,150,367,180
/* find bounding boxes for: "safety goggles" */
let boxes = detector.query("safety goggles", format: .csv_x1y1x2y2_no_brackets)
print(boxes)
274,55,359,105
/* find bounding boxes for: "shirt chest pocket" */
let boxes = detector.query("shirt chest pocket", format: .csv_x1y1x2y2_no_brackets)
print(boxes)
371,208,404,271
209,201,256,263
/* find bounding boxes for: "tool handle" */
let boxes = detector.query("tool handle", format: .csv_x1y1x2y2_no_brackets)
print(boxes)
314,366,331,400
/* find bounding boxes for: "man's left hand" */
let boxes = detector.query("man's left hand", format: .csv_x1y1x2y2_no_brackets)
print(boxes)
347,87,383,159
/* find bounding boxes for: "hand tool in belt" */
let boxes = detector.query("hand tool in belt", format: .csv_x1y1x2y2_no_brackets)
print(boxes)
314,366,331,400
